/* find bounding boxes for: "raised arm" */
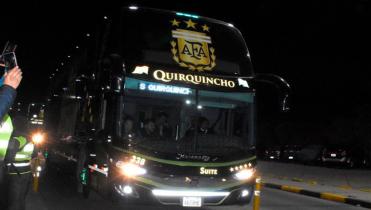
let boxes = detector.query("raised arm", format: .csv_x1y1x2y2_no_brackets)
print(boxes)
0,66,22,119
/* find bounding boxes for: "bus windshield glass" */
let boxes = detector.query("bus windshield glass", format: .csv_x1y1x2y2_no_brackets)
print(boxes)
113,77,254,158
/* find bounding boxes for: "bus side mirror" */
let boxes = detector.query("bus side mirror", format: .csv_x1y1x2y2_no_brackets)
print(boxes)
251,74,291,112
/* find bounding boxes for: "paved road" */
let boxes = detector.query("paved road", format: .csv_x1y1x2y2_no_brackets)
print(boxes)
26,167,368,210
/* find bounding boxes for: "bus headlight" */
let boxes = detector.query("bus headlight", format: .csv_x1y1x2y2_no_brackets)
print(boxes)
32,132,44,145
234,168,255,181
115,161,147,177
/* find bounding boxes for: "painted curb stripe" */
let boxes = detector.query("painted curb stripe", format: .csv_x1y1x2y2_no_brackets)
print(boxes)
320,193,346,202
263,182,371,209
300,189,321,198
281,185,302,193
263,183,281,190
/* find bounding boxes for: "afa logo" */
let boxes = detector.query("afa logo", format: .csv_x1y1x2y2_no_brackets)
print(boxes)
170,19,216,72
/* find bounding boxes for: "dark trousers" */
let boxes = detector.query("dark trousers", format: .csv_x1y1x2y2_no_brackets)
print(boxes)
0,171,32,210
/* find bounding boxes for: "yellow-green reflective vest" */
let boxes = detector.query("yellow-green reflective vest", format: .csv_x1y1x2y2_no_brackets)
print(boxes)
0,115,13,161
14,136,34,162
7,136,34,175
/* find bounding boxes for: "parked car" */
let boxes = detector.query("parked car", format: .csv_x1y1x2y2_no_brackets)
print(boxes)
296,144,324,165
321,145,371,168
321,146,350,166
281,145,302,161
263,146,281,160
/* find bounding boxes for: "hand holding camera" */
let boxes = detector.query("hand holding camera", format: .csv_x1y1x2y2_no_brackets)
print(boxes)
0,42,22,89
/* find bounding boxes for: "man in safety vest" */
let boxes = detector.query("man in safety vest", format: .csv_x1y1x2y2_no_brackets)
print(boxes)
2,115,43,210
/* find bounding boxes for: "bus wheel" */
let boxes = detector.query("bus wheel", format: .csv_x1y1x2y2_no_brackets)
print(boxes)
237,187,254,206
239,194,253,206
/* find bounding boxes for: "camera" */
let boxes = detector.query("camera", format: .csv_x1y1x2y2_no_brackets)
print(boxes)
0,41,18,75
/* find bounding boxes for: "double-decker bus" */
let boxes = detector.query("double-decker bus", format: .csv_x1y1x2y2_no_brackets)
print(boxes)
45,6,290,207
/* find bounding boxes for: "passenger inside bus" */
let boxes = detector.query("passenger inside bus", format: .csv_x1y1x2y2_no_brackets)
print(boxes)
185,116,214,138
122,116,136,139
199,117,213,135
139,118,158,139
155,112,172,138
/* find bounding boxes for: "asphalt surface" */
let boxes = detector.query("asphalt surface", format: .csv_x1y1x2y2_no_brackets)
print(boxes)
26,166,369,210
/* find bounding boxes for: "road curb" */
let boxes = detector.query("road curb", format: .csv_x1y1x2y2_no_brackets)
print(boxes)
263,183,371,209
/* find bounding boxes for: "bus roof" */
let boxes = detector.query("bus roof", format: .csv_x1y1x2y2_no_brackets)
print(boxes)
108,7,254,77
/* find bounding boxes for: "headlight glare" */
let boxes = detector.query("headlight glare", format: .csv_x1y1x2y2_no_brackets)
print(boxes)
234,168,255,180
116,161,147,177
32,132,44,144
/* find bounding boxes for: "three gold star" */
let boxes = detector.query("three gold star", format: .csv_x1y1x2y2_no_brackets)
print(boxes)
202,24,209,32
170,19,180,27
172,18,209,32
184,19,196,29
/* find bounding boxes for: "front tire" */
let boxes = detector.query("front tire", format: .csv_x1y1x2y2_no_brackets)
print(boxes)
237,189,254,206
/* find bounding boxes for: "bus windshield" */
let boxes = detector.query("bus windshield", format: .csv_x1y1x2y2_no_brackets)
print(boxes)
114,77,254,157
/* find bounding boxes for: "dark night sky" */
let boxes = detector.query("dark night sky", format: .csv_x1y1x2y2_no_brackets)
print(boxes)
1,0,371,121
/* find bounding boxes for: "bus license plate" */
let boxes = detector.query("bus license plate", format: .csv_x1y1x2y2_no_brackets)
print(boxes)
331,153,336,157
182,197,202,207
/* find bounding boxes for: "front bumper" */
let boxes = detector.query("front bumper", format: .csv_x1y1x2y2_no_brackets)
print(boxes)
108,150,257,206
113,181,254,206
